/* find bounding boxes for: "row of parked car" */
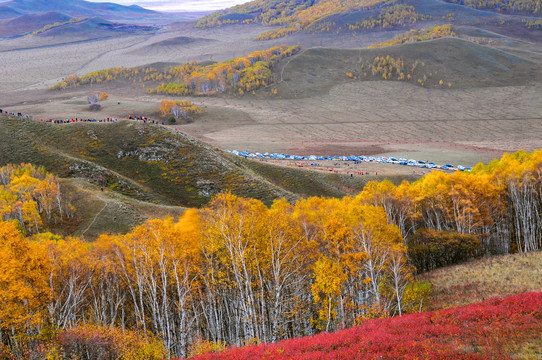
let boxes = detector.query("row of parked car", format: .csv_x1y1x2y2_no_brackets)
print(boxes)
226,150,472,172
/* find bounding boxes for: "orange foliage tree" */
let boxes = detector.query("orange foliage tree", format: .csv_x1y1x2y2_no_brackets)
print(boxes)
0,164,73,235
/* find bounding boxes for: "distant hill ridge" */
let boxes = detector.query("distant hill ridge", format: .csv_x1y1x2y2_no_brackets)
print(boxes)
194,0,446,40
196,0,385,29
197,0,541,28
0,11,71,36
0,0,158,20
195,0,541,41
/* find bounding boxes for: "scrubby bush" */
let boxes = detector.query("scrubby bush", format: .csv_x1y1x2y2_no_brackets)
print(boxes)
407,229,482,273
56,325,167,360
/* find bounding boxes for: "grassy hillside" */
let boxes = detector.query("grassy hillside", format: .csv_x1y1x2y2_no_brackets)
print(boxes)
51,45,300,96
196,0,392,29
193,0,520,41
242,159,419,197
195,0,440,39
0,113,292,206
0,11,72,37
419,251,542,311
0,114,381,210
272,37,542,98
445,0,541,15
57,178,186,239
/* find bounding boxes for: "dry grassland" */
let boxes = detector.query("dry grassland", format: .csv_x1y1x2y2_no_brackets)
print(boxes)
179,81,542,163
8,80,542,168
0,23,352,93
419,251,542,311
60,178,185,239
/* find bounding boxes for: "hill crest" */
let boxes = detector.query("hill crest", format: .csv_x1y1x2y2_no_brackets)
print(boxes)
0,0,159,20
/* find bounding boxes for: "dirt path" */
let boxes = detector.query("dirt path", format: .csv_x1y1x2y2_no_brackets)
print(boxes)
80,198,108,238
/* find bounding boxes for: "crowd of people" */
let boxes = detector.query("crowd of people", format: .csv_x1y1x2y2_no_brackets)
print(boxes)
42,118,119,124
128,115,166,125
0,106,181,129
0,107,121,124
0,109,31,119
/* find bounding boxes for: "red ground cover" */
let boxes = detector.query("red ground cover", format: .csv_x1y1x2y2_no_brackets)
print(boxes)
184,292,542,360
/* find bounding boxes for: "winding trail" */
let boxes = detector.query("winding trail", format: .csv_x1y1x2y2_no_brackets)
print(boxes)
81,198,108,238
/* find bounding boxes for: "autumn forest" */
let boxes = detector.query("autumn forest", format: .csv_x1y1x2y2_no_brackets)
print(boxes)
1,0,542,357
0,148,541,359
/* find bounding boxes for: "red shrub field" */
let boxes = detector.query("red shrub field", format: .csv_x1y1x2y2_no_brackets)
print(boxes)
184,292,542,360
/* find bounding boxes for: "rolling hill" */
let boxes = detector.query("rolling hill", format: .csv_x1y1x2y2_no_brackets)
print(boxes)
0,11,71,37
34,17,159,38
0,113,293,208
194,0,541,46
0,0,167,39
272,37,542,99
0,0,159,20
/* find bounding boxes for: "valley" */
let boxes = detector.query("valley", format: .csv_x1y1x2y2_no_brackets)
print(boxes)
0,0,541,358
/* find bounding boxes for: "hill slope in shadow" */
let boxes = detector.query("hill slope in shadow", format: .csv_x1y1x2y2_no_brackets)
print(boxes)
274,37,542,98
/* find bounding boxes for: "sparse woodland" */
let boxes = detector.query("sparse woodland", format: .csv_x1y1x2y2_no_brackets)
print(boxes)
348,4,430,30
50,45,301,96
1,148,542,358
369,24,455,48
196,0,391,29
346,55,451,87
196,0,431,40
446,0,541,14
150,45,300,95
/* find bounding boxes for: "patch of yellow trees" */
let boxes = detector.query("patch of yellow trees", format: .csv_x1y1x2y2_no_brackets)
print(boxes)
0,164,73,235
369,24,455,48
159,99,203,119
50,45,301,97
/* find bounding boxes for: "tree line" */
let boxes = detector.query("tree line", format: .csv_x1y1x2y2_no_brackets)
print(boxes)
348,4,430,30
149,45,300,96
358,149,542,254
